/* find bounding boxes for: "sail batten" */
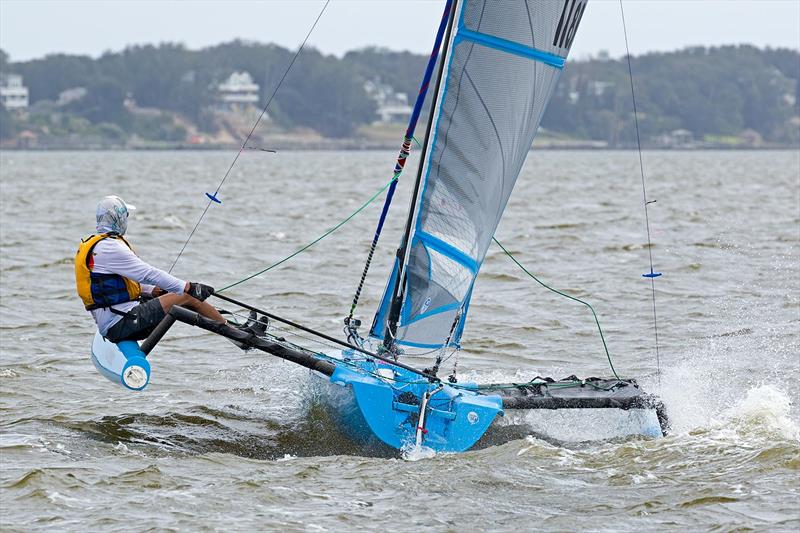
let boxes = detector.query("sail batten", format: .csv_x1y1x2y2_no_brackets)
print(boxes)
371,0,587,349
456,29,566,68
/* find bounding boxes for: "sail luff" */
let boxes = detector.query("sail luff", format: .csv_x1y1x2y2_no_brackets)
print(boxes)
384,0,460,349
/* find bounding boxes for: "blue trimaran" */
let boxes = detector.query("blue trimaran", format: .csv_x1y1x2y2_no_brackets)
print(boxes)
91,0,668,452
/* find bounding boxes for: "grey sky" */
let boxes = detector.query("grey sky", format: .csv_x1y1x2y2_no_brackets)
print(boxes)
1,0,798,63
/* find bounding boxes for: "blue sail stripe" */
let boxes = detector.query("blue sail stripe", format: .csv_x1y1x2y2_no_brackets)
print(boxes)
402,302,460,328
455,28,565,69
417,231,478,273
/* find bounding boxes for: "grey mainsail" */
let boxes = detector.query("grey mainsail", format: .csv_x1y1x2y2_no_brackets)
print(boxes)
371,0,588,348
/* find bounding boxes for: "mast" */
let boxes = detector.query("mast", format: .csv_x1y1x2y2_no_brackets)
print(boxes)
384,0,459,351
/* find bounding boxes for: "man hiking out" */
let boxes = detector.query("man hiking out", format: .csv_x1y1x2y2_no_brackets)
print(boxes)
75,195,225,343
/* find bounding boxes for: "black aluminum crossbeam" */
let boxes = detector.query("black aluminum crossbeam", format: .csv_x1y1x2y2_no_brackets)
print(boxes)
168,305,336,376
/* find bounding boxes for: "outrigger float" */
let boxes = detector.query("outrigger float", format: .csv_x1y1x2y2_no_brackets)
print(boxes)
89,0,669,453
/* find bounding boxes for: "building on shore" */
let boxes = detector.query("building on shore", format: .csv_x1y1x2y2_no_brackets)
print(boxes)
363,79,412,124
216,71,260,112
0,73,29,110
57,87,88,107
16,130,37,148
653,129,695,148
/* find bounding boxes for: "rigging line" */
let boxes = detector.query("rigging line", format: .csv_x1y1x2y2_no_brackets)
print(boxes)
431,310,461,375
492,237,620,380
619,0,661,386
168,0,331,274
217,176,398,292
346,0,453,322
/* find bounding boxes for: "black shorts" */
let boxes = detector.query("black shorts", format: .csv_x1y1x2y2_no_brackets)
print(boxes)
105,298,166,343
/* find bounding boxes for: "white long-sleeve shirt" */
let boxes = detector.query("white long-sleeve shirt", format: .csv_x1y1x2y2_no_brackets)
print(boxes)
89,238,186,335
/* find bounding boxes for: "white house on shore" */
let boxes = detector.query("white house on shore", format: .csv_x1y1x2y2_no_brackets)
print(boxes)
216,71,260,112
0,73,29,110
364,79,412,124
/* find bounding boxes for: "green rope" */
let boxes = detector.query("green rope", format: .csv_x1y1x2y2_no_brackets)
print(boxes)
214,170,620,380
218,176,398,292
492,237,620,379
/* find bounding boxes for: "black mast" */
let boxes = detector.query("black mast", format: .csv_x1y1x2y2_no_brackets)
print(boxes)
383,0,459,351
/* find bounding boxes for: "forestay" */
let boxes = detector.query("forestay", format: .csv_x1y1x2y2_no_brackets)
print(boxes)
371,0,588,348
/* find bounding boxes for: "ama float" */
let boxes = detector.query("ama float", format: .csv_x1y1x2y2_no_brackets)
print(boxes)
89,0,669,452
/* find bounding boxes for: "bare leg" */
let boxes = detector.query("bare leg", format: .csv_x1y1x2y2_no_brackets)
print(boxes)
157,293,226,323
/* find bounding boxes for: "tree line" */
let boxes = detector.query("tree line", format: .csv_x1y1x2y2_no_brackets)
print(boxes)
546,46,799,145
1,42,797,145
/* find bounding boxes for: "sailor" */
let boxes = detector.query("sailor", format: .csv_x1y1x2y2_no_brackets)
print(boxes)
75,195,227,343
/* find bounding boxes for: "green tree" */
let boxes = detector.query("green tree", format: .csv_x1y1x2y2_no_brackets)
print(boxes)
4,42,797,144
275,49,376,136
66,78,130,126
0,103,16,139
13,53,97,102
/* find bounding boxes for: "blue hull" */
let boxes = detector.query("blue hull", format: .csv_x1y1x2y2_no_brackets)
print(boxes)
311,351,665,451
311,351,503,453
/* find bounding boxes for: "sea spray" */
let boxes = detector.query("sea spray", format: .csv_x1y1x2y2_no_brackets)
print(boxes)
401,442,437,461
725,385,799,441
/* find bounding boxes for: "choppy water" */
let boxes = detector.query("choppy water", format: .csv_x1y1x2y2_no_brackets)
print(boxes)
1,149,798,531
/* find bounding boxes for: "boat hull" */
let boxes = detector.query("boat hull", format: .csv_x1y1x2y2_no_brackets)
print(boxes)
311,351,665,451
310,352,503,453
498,406,663,443
159,306,666,450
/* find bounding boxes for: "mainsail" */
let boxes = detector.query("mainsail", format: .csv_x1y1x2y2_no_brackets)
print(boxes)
371,0,588,348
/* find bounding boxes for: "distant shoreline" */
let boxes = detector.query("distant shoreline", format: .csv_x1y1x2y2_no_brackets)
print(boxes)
1,143,797,152
3,44,797,153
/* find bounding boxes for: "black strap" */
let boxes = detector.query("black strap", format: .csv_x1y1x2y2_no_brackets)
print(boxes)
88,304,134,319
85,301,133,313
109,307,134,319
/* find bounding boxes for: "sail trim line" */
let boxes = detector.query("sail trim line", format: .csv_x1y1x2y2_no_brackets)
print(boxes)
455,28,565,69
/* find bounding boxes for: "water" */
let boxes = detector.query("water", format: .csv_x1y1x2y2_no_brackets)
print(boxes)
1,150,798,531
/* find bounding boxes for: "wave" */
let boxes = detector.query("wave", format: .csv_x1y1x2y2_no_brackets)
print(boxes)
51,403,389,460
